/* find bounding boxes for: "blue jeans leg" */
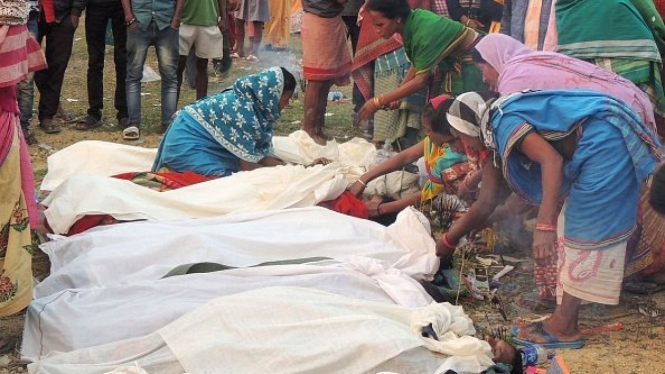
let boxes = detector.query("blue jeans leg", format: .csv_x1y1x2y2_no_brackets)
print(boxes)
18,18,38,130
154,26,179,126
125,25,151,127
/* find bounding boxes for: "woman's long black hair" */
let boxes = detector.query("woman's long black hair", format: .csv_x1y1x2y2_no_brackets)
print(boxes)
365,0,411,21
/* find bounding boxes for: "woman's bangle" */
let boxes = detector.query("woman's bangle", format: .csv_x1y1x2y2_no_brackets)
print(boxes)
535,223,557,232
373,96,383,109
465,18,471,26
441,234,457,249
357,178,366,187
377,202,383,215
125,17,136,26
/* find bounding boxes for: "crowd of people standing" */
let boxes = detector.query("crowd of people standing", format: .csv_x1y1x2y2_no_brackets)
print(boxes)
16,0,298,143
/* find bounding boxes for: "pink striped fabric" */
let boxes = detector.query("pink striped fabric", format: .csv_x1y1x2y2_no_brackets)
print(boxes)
0,24,46,88
0,25,46,227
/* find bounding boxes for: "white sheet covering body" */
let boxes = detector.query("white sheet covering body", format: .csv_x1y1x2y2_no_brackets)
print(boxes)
40,133,423,235
22,264,433,360
42,163,356,235
40,131,375,191
28,287,495,374
36,208,438,298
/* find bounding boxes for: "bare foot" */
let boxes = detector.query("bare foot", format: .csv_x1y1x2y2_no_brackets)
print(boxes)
517,320,581,343
315,130,331,141
302,128,327,145
311,134,327,145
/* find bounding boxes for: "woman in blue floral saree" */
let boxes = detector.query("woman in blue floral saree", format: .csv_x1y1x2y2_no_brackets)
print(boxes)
153,67,296,177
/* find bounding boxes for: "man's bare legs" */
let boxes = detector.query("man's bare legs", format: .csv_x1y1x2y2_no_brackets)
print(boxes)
234,18,246,57
303,79,332,145
177,55,211,103
195,57,209,99
176,55,189,104
248,21,263,58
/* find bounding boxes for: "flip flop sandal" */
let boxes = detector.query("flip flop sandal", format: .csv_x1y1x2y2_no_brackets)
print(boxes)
22,130,38,145
40,120,61,134
75,116,102,131
511,322,584,349
245,55,259,63
230,52,242,59
55,107,76,123
623,281,665,294
122,126,140,140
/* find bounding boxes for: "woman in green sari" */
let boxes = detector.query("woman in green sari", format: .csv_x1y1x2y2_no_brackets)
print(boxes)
553,0,665,136
357,0,486,121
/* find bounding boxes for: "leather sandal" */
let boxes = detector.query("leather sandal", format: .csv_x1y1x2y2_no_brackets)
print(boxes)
39,118,61,134
75,115,102,131
55,106,76,123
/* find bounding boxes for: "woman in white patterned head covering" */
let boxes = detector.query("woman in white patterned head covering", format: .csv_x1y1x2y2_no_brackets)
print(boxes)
434,92,512,265
445,91,500,147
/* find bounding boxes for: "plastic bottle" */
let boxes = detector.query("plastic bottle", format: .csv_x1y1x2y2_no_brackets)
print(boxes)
520,345,554,367
327,91,344,101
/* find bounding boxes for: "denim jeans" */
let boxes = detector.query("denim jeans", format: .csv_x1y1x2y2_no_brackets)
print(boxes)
126,21,178,128
18,17,38,130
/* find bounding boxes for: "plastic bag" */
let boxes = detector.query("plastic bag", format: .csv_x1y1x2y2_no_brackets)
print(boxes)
362,142,397,171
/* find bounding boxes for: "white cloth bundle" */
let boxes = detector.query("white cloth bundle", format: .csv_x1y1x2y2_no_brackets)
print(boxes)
36,207,438,298
28,287,494,374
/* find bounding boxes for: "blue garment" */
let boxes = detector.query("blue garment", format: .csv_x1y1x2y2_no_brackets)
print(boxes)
18,17,38,129
489,90,661,250
126,21,179,127
131,0,177,31
499,0,553,50
153,67,286,176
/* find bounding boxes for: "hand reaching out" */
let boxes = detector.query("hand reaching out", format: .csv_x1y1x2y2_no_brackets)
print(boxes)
308,157,333,167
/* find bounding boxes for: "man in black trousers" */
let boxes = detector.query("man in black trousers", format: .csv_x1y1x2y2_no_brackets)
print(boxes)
77,0,128,130
35,0,88,134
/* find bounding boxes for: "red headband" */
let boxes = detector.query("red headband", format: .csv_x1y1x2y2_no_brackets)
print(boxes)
430,94,450,109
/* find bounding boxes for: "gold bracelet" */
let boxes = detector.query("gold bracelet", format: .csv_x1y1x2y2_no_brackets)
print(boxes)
465,18,471,26
357,179,367,187
373,96,383,108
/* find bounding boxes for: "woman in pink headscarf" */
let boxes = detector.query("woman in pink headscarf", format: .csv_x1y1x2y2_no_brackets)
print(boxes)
472,32,665,301
472,33,658,136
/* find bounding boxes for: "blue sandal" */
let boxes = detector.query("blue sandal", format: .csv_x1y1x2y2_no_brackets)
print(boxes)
512,322,584,349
